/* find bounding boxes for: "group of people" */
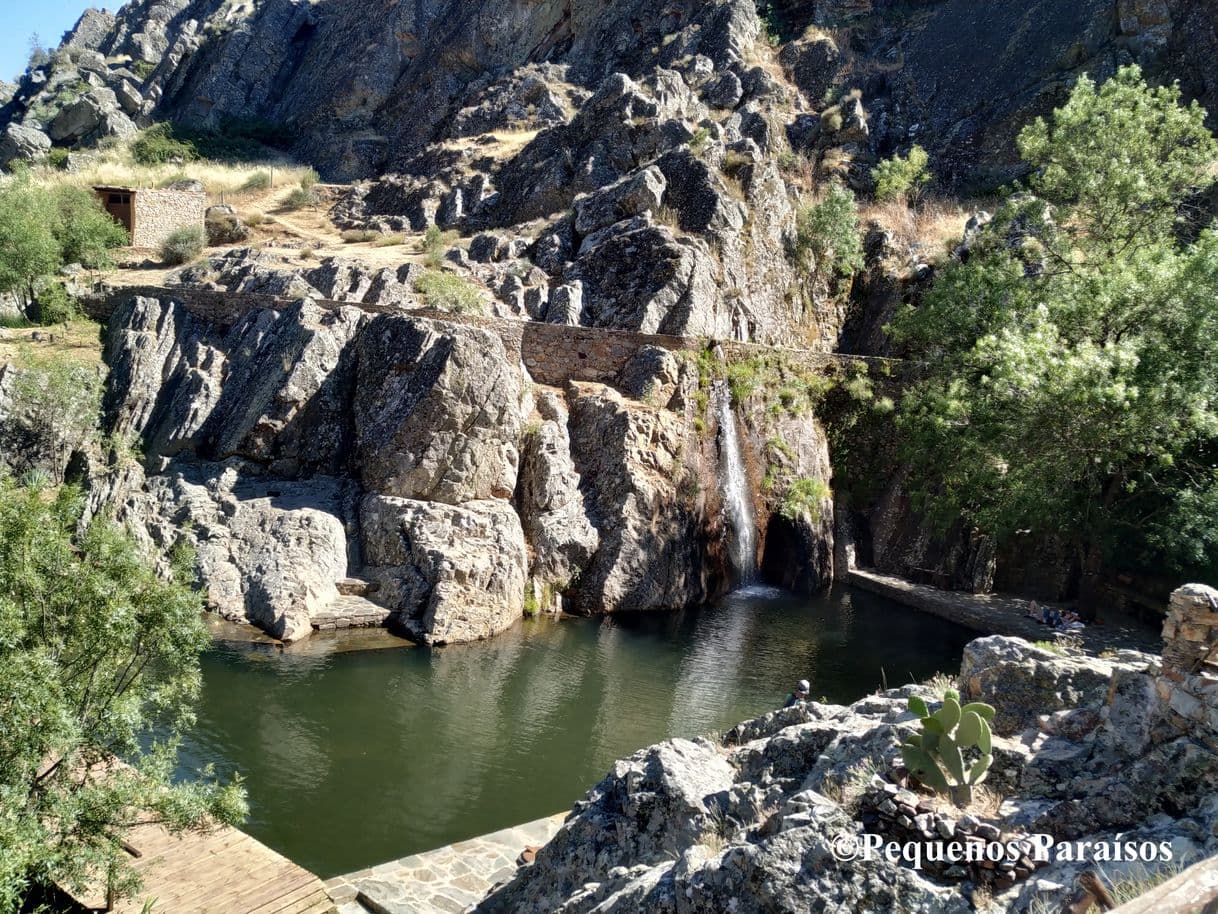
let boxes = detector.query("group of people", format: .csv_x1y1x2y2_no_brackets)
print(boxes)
1027,600,1086,633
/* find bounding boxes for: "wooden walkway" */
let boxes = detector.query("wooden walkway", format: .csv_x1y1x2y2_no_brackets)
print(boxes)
67,818,333,914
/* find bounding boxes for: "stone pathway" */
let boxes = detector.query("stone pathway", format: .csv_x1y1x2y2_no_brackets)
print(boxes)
325,814,566,914
849,568,1163,655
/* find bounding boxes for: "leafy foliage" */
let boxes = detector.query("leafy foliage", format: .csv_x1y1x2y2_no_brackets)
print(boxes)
779,477,832,522
872,145,931,204
795,183,865,282
0,478,246,910
6,348,100,482
131,123,199,165
415,270,483,314
0,179,126,321
890,66,1218,589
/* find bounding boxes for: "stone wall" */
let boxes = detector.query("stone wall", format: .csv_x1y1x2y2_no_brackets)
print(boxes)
131,190,207,249
1156,583,1218,742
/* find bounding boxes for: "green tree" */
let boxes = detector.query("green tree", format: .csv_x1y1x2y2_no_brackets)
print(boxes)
795,182,865,283
872,145,931,204
54,185,129,269
0,179,62,307
0,179,126,320
0,478,246,912
890,66,1218,611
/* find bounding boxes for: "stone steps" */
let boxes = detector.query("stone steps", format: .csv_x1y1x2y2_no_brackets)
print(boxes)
312,593,391,632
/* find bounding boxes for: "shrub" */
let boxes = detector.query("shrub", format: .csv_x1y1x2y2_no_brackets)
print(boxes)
205,212,249,245
7,348,101,479
281,187,318,210
131,123,198,165
300,167,320,190
29,281,76,325
374,233,405,247
872,144,931,203
795,183,865,281
414,270,483,313
131,58,156,80
159,225,206,265
243,211,268,226
240,170,272,192
45,147,70,170
688,126,710,156
422,224,446,267
341,228,379,243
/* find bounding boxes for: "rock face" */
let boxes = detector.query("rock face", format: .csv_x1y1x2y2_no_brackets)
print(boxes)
566,383,723,614
90,290,757,642
478,632,1218,914
103,460,355,642
361,495,527,645
353,316,523,504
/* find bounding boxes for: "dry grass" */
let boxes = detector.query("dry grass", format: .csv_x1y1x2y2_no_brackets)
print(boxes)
23,136,312,200
860,196,973,266
0,320,104,369
441,128,541,161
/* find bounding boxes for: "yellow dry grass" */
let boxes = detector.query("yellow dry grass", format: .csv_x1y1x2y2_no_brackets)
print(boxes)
21,134,312,200
860,196,973,265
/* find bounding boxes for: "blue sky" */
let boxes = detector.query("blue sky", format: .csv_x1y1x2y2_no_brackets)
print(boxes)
2,1,121,82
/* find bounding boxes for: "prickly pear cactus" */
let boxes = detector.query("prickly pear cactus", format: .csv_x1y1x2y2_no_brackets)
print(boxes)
900,688,995,807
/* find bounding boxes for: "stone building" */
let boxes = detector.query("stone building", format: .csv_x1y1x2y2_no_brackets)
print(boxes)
94,185,206,249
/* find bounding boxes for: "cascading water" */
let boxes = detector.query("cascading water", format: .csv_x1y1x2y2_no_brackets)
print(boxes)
714,380,758,582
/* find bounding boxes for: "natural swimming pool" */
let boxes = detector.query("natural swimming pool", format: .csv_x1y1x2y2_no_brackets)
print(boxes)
180,585,974,877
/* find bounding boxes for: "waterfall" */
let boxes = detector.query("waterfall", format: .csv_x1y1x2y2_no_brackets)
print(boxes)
714,380,758,582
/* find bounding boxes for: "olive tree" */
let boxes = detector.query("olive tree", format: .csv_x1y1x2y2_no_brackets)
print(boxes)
0,479,246,911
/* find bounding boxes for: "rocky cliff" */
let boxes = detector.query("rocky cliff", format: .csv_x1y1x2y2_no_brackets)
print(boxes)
85,285,832,643
476,592,1218,913
7,0,1212,185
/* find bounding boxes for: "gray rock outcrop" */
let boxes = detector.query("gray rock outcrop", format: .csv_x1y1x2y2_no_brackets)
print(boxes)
361,495,528,645
478,634,1217,914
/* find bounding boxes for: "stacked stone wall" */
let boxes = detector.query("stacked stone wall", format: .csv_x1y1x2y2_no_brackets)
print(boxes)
131,190,207,248
1156,583,1218,743
81,285,882,388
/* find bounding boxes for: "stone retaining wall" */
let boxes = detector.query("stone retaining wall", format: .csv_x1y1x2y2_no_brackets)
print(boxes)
82,284,870,389
1156,583,1218,740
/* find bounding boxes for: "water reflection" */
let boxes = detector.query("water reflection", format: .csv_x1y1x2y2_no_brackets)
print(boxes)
180,586,974,876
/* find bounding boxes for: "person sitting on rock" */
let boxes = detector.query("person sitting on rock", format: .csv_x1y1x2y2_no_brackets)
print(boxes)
784,679,811,708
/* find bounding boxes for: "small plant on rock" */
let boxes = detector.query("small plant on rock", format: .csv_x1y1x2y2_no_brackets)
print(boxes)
872,145,931,204
900,688,995,808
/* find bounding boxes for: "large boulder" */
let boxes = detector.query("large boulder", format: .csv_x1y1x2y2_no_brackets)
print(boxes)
200,301,366,475
360,494,528,645
108,460,355,642
567,384,723,613
354,315,523,503
573,165,667,236
0,123,51,168
959,636,1150,736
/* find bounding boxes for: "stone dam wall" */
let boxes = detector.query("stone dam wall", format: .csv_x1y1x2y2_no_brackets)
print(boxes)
82,284,872,389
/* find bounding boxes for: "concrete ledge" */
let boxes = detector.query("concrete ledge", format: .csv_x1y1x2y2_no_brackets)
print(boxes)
848,568,1161,654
